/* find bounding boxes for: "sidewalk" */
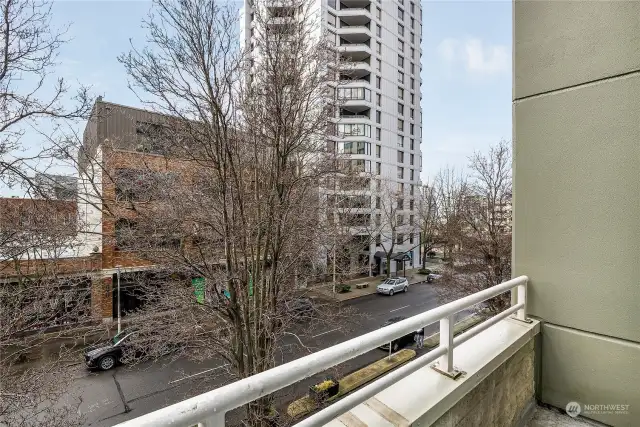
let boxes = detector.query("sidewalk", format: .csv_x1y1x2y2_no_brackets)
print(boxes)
312,267,432,301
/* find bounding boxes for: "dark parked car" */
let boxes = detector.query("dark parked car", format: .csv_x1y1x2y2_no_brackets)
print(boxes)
286,297,314,317
378,316,417,352
84,330,136,371
84,329,182,371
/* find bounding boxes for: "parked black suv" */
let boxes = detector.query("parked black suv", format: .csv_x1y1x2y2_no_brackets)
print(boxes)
378,316,418,352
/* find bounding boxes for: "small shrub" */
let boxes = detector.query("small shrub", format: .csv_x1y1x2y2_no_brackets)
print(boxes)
427,251,437,258
338,284,351,293
418,268,431,275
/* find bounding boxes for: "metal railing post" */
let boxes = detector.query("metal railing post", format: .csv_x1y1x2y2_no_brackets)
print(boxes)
512,278,529,322
431,314,461,379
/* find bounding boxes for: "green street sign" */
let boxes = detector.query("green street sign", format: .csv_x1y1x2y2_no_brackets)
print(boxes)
192,277,205,304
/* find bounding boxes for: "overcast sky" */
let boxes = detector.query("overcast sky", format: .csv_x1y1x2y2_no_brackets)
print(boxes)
3,0,512,196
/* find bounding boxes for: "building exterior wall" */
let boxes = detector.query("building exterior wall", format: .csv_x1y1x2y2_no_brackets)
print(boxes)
240,0,423,274
513,1,640,425
430,338,535,427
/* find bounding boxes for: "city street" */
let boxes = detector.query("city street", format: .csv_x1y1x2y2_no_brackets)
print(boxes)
71,282,472,426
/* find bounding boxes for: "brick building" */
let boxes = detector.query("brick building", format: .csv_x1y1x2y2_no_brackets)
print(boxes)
79,98,203,322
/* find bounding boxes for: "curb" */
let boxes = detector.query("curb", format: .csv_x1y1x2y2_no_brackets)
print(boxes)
322,274,430,302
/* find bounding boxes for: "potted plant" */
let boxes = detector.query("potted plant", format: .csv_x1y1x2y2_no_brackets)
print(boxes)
309,377,339,402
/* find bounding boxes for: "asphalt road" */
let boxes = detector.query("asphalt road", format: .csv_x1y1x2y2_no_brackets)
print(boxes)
70,281,473,426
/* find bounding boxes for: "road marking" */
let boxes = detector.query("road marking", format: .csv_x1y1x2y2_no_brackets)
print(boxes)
389,305,410,313
168,364,229,384
312,328,339,338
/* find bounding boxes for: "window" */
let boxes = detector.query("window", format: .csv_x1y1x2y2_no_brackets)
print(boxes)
411,47,416,59
397,199,404,209
410,199,415,210
398,135,404,147
376,234,382,246
398,71,404,83
398,7,404,20
410,77,415,89
328,13,336,27
337,123,371,137
410,93,415,104
409,214,414,225
376,162,381,175
410,62,415,75
375,213,381,226
396,233,404,245
329,0,336,9
398,39,404,52
398,103,404,115
410,139,415,150
376,76,381,89
376,144,381,158
397,215,404,225
376,110,381,124
376,127,381,140
410,17,415,29
376,93,382,106
409,169,414,180
410,123,415,135
397,166,404,179
410,184,414,196
397,150,404,163
376,7,381,19
397,118,404,131
397,55,404,67
410,32,415,44
398,23,404,36
339,141,371,155
376,24,382,37
398,182,405,193
376,58,382,71
410,2,415,14
410,153,414,165
409,233,414,244
398,87,404,99
410,108,414,119
376,197,381,209
115,218,138,250
377,41,382,54
337,87,371,101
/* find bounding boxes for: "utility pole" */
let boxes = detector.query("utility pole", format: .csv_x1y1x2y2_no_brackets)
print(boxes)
116,266,121,335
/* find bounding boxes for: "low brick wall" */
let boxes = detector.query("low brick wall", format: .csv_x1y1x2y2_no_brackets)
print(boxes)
430,338,535,427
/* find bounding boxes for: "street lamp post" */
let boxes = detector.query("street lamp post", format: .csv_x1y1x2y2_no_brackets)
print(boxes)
116,266,122,335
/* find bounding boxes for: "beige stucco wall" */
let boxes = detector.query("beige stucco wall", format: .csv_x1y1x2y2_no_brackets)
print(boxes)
513,1,640,425
430,339,535,427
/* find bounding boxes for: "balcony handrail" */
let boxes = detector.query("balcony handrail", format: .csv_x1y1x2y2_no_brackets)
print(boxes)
113,276,528,427
339,114,370,119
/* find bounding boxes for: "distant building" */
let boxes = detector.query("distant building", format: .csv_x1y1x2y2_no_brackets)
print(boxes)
33,173,78,200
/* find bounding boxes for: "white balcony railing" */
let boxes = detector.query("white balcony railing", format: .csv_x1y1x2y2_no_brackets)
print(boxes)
114,276,529,427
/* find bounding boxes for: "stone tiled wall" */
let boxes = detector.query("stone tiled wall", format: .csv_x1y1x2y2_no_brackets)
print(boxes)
431,339,535,427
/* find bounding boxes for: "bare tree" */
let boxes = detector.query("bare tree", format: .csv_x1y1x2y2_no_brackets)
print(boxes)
433,166,467,261
0,199,97,427
441,141,513,313
0,0,93,425
417,181,439,268
362,180,414,278
0,0,90,193
87,0,359,424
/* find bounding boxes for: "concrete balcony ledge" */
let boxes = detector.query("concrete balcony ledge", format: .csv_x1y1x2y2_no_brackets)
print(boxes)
323,318,540,427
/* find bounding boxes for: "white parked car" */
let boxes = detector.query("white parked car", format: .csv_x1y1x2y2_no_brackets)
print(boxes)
376,277,409,296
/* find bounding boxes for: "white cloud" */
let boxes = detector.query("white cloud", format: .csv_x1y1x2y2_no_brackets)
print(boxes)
437,38,510,76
